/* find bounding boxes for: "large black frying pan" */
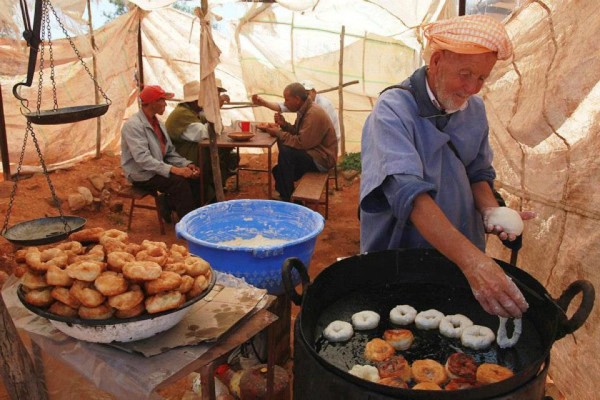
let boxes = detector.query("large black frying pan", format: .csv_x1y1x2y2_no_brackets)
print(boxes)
2,216,86,246
283,249,594,398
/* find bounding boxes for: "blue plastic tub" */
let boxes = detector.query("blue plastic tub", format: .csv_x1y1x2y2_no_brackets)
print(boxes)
175,199,325,294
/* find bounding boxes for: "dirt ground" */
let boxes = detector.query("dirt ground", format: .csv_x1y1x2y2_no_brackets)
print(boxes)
0,151,361,399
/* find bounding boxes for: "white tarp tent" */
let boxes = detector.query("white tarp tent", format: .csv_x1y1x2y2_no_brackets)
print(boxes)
0,1,599,399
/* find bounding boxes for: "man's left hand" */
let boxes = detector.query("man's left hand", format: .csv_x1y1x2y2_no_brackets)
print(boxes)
219,94,231,108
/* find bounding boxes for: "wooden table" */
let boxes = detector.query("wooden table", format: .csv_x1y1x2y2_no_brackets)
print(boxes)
198,130,277,204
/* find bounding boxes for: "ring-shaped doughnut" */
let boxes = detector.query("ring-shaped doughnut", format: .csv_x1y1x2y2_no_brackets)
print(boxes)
364,338,395,362
107,251,136,272
445,352,477,381
351,310,380,330
383,328,414,351
99,229,128,245
323,320,354,342
476,363,513,384
348,365,380,382
376,355,411,382
411,359,448,386
496,317,522,348
439,314,473,338
414,309,444,330
56,241,84,256
389,304,417,325
461,325,495,350
136,246,168,266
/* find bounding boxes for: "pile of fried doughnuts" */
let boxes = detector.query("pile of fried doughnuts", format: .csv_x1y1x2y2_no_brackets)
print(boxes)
349,351,513,390
16,227,213,321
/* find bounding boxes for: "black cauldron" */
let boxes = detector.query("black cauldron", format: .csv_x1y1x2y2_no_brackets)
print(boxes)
283,249,594,399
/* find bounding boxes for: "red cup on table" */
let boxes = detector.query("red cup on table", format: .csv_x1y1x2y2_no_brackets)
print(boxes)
240,121,251,132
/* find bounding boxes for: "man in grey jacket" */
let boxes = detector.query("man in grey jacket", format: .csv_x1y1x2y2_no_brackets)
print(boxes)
121,84,201,220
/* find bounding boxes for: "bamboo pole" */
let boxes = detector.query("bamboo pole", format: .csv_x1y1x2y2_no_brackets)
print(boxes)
338,26,346,155
86,0,102,159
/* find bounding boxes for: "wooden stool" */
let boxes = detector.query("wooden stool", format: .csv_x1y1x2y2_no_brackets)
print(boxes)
116,186,165,235
329,164,339,191
291,172,330,219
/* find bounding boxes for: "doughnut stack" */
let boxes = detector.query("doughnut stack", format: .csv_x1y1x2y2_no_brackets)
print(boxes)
17,227,213,320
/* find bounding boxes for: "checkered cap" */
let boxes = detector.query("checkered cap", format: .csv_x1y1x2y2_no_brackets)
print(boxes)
422,14,513,61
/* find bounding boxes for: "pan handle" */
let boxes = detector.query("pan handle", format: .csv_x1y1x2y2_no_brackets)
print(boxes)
555,280,595,337
282,257,310,306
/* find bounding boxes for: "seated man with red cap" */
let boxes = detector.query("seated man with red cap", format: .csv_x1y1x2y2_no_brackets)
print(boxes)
121,84,201,221
359,15,535,318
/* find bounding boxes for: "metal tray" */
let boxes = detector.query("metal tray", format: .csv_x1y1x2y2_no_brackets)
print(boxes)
24,104,109,125
2,216,86,246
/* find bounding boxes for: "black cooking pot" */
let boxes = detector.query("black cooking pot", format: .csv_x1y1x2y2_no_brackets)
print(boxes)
283,249,594,399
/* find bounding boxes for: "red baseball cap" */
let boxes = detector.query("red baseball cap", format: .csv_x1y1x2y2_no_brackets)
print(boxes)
139,85,174,104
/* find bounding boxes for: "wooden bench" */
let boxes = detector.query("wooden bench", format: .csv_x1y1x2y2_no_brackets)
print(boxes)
291,171,330,219
116,186,166,235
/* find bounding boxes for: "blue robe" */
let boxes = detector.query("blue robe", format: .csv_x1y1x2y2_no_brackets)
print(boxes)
360,66,495,253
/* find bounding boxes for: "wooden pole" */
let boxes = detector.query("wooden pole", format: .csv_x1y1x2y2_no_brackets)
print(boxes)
86,0,102,159
338,25,346,156
0,85,10,181
459,0,466,16
0,292,48,399
137,15,145,89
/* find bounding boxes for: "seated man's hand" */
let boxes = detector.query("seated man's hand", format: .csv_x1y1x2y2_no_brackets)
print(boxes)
171,166,195,178
219,94,230,108
274,112,286,126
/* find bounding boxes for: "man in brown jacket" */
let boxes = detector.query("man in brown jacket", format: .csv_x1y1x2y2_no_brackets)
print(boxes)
262,82,338,201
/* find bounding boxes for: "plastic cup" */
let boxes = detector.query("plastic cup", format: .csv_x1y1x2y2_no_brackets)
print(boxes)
240,121,251,132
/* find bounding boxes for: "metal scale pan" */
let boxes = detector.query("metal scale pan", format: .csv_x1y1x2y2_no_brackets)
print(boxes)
3,216,86,246
23,104,109,125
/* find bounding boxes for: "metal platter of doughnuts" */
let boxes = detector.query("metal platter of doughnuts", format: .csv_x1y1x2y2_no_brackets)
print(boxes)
14,228,216,343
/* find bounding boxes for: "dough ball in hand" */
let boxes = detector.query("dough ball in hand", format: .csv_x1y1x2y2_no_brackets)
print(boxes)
487,207,524,235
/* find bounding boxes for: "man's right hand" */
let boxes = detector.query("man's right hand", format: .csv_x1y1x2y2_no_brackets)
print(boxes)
274,112,286,127
171,166,194,178
251,94,264,106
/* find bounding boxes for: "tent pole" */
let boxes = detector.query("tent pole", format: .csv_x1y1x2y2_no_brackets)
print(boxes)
338,25,346,156
0,85,10,181
459,0,466,16
86,0,102,159
137,15,144,88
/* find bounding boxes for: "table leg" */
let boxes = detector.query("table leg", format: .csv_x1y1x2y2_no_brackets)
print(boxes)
198,144,205,205
200,363,216,400
267,147,273,199
235,147,240,192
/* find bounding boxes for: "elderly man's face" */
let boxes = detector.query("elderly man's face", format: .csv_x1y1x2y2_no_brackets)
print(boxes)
283,89,303,112
148,98,168,115
429,50,497,111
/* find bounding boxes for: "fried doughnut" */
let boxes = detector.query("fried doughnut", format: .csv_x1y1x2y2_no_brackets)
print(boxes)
66,260,104,282
348,365,380,382
164,261,187,275
78,303,114,320
378,377,408,388
476,363,514,384
178,275,194,293
445,378,479,390
123,242,142,256
187,274,209,298
114,302,145,319
415,309,445,330
14,249,29,263
94,271,129,296
108,288,145,310
69,279,90,300
99,229,128,245
106,251,135,272
26,248,68,272
439,314,473,339
102,238,127,253
364,338,395,362
48,301,78,318
351,310,380,330
46,265,74,287
69,245,105,263
136,246,168,266
383,328,414,351
122,261,162,281
322,320,354,342
170,243,189,257
69,227,104,243
74,287,106,308
445,352,477,381
376,355,412,381
183,256,211,277
389,305,417,325
145,271,183,295
50,287,81,309
461,325,495,350
141,239,168,251
145,290,185,314
496,317,522,348
413,382,442,390
21,271,49,290
411,359,448,386
24,288,54,307
14,263,28,278
55,241,84,256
